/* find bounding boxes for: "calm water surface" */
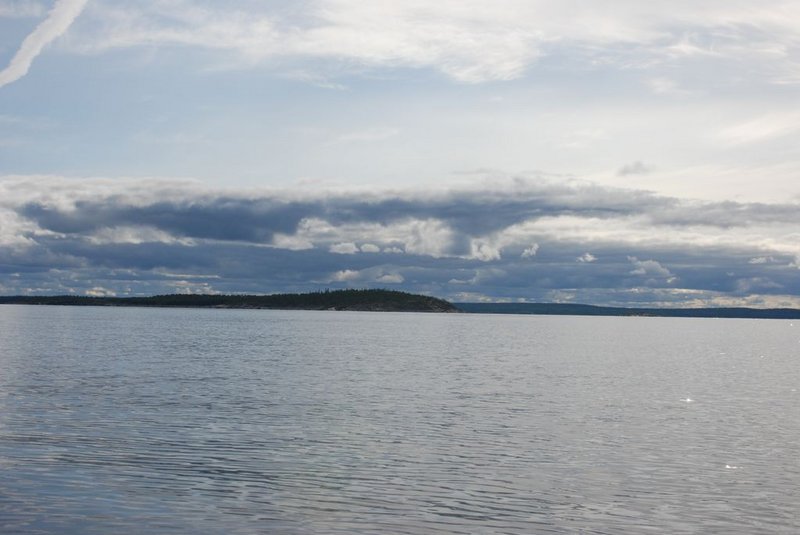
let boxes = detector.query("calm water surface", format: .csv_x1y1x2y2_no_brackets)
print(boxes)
0,306,798,534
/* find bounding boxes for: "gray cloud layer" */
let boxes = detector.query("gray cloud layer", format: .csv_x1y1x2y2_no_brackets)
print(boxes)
1,176,799,307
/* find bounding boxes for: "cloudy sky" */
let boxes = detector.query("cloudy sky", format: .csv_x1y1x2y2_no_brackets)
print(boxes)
1,0,799,306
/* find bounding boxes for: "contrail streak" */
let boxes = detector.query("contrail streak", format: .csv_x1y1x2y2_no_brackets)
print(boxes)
0,0,89,88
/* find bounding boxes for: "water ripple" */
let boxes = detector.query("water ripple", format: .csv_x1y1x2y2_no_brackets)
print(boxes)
1,307,799,533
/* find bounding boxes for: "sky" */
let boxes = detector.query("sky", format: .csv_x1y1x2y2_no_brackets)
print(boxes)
1,0,799,306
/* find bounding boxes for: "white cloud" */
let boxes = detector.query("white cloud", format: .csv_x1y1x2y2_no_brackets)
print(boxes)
271,232,314,251
284,216,457,259
0,205,38,247
402,219,455,258
748,256,775,264
167,280,220,295
360,243,380,253
376,273,404,284
0,0,88,88
735,277,783,293
88,225,192,245
61,1,800,85
628,256,672,279
504,212,800,261
329,242,359,254
470,239,501,261
330,267,404,284
331,269,360,281
521,243,539,258
577,252,597,263
85,286,116,297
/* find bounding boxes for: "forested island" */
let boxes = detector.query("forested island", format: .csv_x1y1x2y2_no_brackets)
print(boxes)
0,289,458,313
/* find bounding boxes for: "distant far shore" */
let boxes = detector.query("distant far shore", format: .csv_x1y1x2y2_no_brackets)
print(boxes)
1,291,799,319
455,302,800,320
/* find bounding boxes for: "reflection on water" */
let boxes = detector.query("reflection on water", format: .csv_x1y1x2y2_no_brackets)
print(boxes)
0,306,798,534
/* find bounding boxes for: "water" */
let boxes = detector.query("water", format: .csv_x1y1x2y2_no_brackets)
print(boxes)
0,306,798,534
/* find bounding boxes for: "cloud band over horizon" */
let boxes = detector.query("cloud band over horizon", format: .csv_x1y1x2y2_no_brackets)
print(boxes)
1,175,798,308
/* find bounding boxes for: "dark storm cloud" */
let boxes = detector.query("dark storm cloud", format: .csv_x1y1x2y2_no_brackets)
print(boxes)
13,179,672,243
19,198,319,242
319,185,652,234
15,181,800,245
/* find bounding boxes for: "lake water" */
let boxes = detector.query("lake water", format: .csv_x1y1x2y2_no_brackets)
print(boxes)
0,306,798,534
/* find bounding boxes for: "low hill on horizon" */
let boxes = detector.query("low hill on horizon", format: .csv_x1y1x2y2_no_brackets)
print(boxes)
0,289,458,313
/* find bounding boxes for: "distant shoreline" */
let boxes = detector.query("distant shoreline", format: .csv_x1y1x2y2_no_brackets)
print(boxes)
1,292,799,319
455,302,800,320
